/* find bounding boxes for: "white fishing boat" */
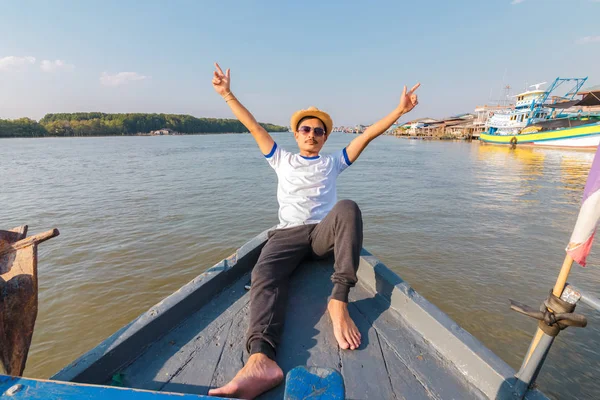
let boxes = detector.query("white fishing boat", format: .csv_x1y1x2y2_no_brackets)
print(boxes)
481,77,600,148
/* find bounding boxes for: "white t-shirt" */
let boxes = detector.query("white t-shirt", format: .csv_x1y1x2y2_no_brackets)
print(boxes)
265,142,352,229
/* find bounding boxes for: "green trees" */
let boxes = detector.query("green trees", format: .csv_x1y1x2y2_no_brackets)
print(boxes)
0,118,48,138
0,113,288,138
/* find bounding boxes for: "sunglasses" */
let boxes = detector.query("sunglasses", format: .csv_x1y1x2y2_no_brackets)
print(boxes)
298,126,326,137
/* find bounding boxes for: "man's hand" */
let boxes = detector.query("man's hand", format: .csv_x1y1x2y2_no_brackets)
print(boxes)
212,62,231,96
398,83,420,114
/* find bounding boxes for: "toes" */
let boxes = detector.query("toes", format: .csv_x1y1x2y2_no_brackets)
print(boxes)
336,334,350,349
208,382,237,397
350,333,360,349
343,330,357,350
353,333,361,348
345,329,360,350
352,329,361,343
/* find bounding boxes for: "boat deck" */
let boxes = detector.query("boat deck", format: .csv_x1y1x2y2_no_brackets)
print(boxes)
112,259,485,400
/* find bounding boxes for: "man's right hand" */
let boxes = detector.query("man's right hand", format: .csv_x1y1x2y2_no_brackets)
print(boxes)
209,62,274,155
212,62,231,97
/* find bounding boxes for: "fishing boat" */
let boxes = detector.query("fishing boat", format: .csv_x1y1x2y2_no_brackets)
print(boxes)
2,216,599,399
480,77,600,148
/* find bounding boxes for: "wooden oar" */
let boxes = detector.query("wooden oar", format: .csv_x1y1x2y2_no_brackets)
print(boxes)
0,226,59,376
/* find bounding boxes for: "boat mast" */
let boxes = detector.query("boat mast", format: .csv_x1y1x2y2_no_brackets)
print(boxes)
525,77,588,125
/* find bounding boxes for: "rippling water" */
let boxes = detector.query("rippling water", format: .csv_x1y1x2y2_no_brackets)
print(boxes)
1,134,599,399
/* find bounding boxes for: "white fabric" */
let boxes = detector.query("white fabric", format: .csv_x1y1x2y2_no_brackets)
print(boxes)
265,143,351,229
569,189,600,244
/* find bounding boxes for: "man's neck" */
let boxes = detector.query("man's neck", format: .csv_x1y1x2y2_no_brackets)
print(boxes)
298,149,320,157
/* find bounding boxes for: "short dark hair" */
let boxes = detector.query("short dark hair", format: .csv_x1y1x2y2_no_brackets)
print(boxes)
297,116,326,131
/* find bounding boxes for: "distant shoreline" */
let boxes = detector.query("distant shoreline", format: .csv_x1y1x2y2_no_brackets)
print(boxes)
0,112,288,139
0,131,279,139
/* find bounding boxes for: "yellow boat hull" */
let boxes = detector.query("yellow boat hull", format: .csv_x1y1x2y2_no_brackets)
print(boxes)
480,123,600,149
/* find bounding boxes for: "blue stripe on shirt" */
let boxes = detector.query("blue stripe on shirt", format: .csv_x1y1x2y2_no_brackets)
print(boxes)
343,147,352,166
264,142,277,158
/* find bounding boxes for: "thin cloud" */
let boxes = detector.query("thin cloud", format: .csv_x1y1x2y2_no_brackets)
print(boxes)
100,71,150,86
576,36,600,44
0,56,36,71
511,0,526,4
41,59,75,72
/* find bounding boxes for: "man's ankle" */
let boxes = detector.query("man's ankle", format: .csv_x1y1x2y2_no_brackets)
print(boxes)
249,339,276,360
330,283,350,302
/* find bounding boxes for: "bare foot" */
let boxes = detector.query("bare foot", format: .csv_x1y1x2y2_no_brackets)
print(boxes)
208,353,283,399
328,299,362,350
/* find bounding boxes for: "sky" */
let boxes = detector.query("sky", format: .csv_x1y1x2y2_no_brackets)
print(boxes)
1,0,599,126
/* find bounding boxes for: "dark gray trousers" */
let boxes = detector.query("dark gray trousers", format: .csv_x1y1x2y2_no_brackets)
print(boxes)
246,199,363,360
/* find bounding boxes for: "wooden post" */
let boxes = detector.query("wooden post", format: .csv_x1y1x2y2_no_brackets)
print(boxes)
0,227,59,376
552,254,574,297
522,254,574,369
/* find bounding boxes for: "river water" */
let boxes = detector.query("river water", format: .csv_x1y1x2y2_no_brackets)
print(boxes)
1,133,599,399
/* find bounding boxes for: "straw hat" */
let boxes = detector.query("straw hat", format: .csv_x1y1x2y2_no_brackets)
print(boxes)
290,106,333,135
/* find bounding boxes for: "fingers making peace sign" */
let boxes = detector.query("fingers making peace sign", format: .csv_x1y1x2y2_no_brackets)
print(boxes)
399,83,421,114
212,63,231,96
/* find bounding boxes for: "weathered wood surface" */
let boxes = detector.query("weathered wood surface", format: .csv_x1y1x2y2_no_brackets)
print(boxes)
112,260,485,400
0,228,59,257
53,230,550,399
53,234,265,385
0,226,59,376
0,226,35,377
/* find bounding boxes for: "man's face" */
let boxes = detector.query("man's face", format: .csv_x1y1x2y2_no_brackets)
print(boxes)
294,118,328,154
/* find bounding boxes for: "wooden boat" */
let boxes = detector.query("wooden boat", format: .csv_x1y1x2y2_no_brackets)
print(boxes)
0,226,59,377
480,121,600,148
0,229,540,399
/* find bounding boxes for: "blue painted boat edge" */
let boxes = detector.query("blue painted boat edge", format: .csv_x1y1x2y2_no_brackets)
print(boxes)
51,230,270,384
356,250,549,400
0,375,229,399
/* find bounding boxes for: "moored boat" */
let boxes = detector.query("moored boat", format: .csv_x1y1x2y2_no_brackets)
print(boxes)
480,120,600,148
481,77,600,148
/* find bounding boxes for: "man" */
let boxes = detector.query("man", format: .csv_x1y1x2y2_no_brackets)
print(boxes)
209,63,419,399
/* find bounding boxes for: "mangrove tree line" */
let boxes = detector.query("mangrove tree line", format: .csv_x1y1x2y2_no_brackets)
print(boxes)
0,113,288,138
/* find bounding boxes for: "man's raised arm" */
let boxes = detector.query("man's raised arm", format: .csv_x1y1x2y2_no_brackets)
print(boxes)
345,83,420,164
212,63,275,155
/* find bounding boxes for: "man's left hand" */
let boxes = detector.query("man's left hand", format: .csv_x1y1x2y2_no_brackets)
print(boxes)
398,83,420,114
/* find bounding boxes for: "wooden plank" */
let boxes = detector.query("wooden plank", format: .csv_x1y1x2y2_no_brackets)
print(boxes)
348,282,486,400
158,303,251,396
118,278,250,392
277,261,341,370
0,375,227,399
0,225,40,377
355,253,529,399
159,320,234,396
283,366,344,400
260,261,341,400
378,339,433,400
0,226,28,246
53,243,261,384
338,300,396,400
0,229,59,257
207,304,251,391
